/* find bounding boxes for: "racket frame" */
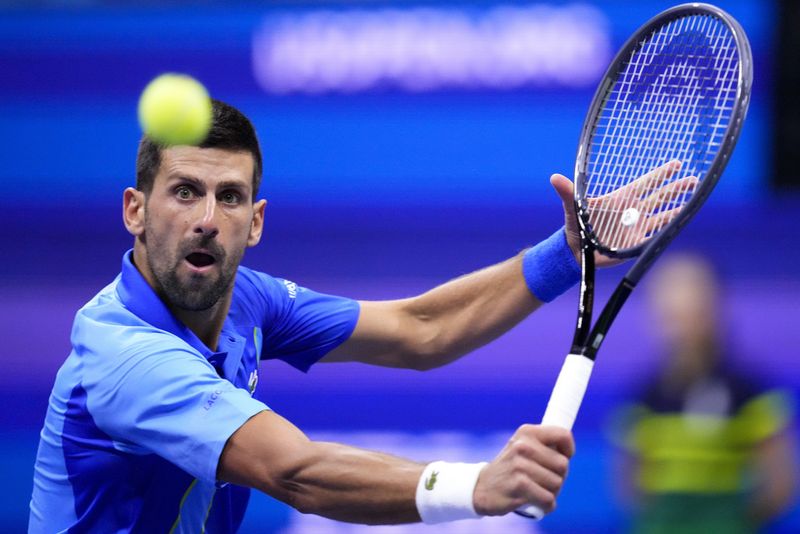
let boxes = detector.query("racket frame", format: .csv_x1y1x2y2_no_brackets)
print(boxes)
570,2,753,360
575,2,752,263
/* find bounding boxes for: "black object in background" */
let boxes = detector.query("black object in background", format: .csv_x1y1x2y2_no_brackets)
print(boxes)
775,0,800,190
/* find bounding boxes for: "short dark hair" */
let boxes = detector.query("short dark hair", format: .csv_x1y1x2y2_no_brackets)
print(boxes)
135,99,263,199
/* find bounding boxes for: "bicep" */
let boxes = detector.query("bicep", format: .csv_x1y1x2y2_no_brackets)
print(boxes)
320,299,429,368
260,278,361,371
218,410,311,495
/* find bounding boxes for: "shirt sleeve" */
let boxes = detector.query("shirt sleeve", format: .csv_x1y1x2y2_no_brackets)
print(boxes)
81,329,269,484
734,389,794,443
246,270,360,372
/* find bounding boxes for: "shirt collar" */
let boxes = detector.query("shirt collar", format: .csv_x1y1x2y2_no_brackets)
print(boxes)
116,249,217,358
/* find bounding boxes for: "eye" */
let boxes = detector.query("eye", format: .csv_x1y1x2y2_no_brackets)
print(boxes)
176,185,194,200
220,191,242,205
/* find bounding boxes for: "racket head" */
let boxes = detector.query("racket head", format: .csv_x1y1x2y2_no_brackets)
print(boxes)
573,3,752,263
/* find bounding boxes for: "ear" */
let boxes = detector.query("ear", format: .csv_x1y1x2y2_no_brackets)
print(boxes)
123,187,146,237
247,198,267,247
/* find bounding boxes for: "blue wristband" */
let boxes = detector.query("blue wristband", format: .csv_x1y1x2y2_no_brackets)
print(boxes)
522,228,581,303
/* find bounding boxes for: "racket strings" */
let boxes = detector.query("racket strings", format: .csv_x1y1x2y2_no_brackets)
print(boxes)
592,15,736,249
583,13,739,252
592,16,715,246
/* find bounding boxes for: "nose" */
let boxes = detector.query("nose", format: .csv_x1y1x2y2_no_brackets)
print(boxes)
193,195,220,238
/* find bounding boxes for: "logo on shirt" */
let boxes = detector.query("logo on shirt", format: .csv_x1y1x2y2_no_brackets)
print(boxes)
203,389,223,411
283,280,298,299
248,369,259,396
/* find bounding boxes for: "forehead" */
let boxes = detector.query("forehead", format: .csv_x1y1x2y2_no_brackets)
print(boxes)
156,146,255,189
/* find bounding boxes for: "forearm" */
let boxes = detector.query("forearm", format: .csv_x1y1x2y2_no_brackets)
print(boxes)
275,441,423,524
219,411,424,524
324,228,579,369
404,228,579,368
403,252,539,368
220,412,575,525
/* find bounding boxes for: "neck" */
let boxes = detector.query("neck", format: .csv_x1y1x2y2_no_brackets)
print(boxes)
132,241,232,351
170,292,232,351
665,338,718,386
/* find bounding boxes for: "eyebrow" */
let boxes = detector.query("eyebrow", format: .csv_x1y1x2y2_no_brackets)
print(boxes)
167,174,250,192
167,174,203,187
216,180,250,192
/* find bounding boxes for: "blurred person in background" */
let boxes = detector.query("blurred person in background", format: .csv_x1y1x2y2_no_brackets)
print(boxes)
611,253,797,533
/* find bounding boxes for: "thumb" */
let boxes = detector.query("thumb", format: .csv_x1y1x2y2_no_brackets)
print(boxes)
550,174,581,262
550,174,574,208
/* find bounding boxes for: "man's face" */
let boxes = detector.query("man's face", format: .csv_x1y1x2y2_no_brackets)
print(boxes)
649,257,718,351
139,146,262,311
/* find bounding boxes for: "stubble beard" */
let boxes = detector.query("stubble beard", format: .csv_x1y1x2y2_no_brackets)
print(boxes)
145,229,241,312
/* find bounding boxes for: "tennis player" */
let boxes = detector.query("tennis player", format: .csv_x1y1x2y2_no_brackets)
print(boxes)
30,100,619,533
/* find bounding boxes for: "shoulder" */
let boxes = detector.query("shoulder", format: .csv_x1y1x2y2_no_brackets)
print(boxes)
235,266,295,300
73,279,144,344
232,266,300,321
718,364,794,424
73,279,194,363
715,362,779,407
720,365,795,440
236,267,305,301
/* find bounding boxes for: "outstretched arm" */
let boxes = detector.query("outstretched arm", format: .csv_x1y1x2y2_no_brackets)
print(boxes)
322,175,579,370
322,250,545,370
323,165,688,370
218,411,574,525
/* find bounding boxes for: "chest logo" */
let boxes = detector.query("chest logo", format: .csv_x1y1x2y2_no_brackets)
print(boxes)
248,369,259,396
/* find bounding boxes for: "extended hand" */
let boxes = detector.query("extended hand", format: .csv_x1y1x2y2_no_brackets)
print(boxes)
551,161,697,267
472,425,574,516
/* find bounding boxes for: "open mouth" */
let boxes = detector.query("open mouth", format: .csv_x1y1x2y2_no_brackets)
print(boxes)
185,252,216,268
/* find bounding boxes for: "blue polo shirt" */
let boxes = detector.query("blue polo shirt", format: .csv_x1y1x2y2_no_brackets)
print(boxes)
29,251,359,533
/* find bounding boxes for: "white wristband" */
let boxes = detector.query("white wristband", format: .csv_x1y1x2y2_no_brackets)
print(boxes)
415,461,488,524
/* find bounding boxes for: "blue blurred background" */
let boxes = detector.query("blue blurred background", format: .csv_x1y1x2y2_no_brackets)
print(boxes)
2,0,798,532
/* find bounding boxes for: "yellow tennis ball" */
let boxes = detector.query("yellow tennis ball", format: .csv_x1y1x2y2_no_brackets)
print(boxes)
138,73,212,146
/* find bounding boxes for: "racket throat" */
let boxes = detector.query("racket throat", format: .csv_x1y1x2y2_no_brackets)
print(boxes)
573,279,635,360
571,233,596,351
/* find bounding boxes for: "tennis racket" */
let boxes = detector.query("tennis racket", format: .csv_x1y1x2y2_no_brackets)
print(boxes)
517,3,752,519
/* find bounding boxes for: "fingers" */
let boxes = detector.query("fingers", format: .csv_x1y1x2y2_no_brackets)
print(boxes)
639,175,698,214
586,161,682,244
515,424,575,459
507,426,572,512
512,468,560,514
636,175,697,235
632,159,683,197
476,460,559,515
609,159,682,200
505,435,570,484
643,205,681,234
473,425,574,516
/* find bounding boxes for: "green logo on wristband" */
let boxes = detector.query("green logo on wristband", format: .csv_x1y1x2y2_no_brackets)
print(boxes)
424,471,438,490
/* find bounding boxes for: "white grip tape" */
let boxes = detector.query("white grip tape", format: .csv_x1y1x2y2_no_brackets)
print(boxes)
516,353,594,520
541,353,595,429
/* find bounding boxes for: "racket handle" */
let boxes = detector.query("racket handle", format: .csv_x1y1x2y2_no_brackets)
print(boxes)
515,353,595,520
